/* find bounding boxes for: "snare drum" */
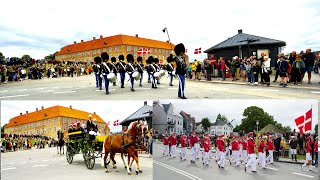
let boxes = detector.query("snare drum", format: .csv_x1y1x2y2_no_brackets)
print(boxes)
159,70,165,77
132,71,140,81
154,72,161,80
107,73,116,83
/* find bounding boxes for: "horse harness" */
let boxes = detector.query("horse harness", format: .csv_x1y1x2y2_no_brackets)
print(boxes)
108,133,145,154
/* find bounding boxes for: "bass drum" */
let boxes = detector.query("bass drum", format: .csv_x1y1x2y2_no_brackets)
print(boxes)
132,72,140,81
107,73,116,83
154,72,161,80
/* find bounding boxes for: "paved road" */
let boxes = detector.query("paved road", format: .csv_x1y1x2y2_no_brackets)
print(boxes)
0,73,319,100
153,143,318,180
1,147,152,180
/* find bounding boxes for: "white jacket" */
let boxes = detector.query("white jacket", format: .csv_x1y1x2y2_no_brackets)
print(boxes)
262,58,271,73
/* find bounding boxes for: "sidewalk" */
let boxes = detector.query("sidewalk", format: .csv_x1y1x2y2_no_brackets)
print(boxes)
188,73,320,91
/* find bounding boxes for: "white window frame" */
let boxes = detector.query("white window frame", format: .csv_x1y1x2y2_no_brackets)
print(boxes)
127,46,131,51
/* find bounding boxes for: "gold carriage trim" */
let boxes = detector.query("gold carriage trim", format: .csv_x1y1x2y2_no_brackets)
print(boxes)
66,131,83,136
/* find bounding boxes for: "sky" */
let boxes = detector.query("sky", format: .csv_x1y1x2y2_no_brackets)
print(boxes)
1,100,318,133
0,0,319,60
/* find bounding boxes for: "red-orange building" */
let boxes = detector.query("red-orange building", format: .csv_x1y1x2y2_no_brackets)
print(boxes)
4,105,107,138
55,34,174,65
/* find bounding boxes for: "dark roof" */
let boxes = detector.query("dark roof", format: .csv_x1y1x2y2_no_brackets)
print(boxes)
120,105,153,125
180,111,191,119
204,30,286,53
211,121,233,128
162,104,171,113
259,124,283,134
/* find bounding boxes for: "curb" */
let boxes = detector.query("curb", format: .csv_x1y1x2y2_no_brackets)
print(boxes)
187,79,320,91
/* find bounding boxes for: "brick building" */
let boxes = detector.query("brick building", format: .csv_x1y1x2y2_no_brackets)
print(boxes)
55,34,174,65
3,105,107,138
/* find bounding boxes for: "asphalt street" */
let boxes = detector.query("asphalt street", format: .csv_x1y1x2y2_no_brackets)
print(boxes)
1,147,152,180
0,73,319,100
153,143,318,180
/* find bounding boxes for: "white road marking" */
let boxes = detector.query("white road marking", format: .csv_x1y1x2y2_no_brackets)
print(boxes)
95,89,102,91
168,88,177,90
81,86,87,88
138,88,153,90
30,161,38,163
154,160,203,180
9,163,14,165
292,172,314,178
0,94,30,99
34,88,45,90
20,162,27,164
311,91,320,94
32,164,49,168
265,167,278,171
0,90,9,93
53,91,76,94
42,160,48,162
1,167,16,171
63,163,69,165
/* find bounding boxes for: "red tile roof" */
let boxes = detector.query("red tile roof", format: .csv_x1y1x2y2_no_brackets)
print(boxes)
56,34,174,55
5,105,106,128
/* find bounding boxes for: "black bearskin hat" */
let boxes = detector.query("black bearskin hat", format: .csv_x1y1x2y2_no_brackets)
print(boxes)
174,43,185,56
167,54,174,63
119,55,124,61
137,56,143,62
146,56,154,64
94,56,102,63
154,58,159,63
111,57,116,63
126,54,134,63
101,52,109,61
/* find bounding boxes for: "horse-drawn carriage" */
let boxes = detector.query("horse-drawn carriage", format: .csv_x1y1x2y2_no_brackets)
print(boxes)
65,131,110,169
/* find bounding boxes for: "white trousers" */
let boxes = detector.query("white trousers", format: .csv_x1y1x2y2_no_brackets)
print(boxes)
231,150,240,165
257,152,266,168
225,147,231,159
266,150,273,163
191,147,197,161
242,150,248,163
218,151,225,168
195,147,200,159
171,145,176,157
181,147,187,160
216,149,221,161
203,151,210,165
246,153,257,171
163,145,169,156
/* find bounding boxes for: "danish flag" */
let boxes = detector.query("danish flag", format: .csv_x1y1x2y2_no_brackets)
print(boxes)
194,48,201,54
137,48,150,55
113,120,120,126
294,108,312,133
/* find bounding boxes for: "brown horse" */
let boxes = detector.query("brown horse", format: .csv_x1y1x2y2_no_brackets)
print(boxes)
102,120,148,175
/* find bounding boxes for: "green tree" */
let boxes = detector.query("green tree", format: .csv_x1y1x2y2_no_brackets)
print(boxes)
45,54,55,60
237,106,276,133
1,123,7,133
282,126,292,132
22,55,31,60
315,124,318,134
233,125,240,132
216,113,228,122
0,52,4,60
201,117,211,132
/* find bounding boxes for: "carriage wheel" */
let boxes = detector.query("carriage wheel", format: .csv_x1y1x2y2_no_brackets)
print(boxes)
66,144,73,164
84,149,95,169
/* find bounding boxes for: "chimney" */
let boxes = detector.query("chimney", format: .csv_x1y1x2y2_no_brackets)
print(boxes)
93,37,96,40
100,35,103,39
238,29,243,34
74,41,76,44
20,113,22,116
81,40,84,43
135,34,138,38
26,111,28,114
41,106,44,110
144,101,147,106
36,108,38,112
93,112,96,115
69,105,72,109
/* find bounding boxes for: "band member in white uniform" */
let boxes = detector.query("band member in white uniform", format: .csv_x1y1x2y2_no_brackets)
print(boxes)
147,56,157,89
154,58,161,84
125,54,135,91
117,55,126,88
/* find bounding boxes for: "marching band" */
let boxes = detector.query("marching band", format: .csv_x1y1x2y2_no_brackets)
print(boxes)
91,43,188,98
